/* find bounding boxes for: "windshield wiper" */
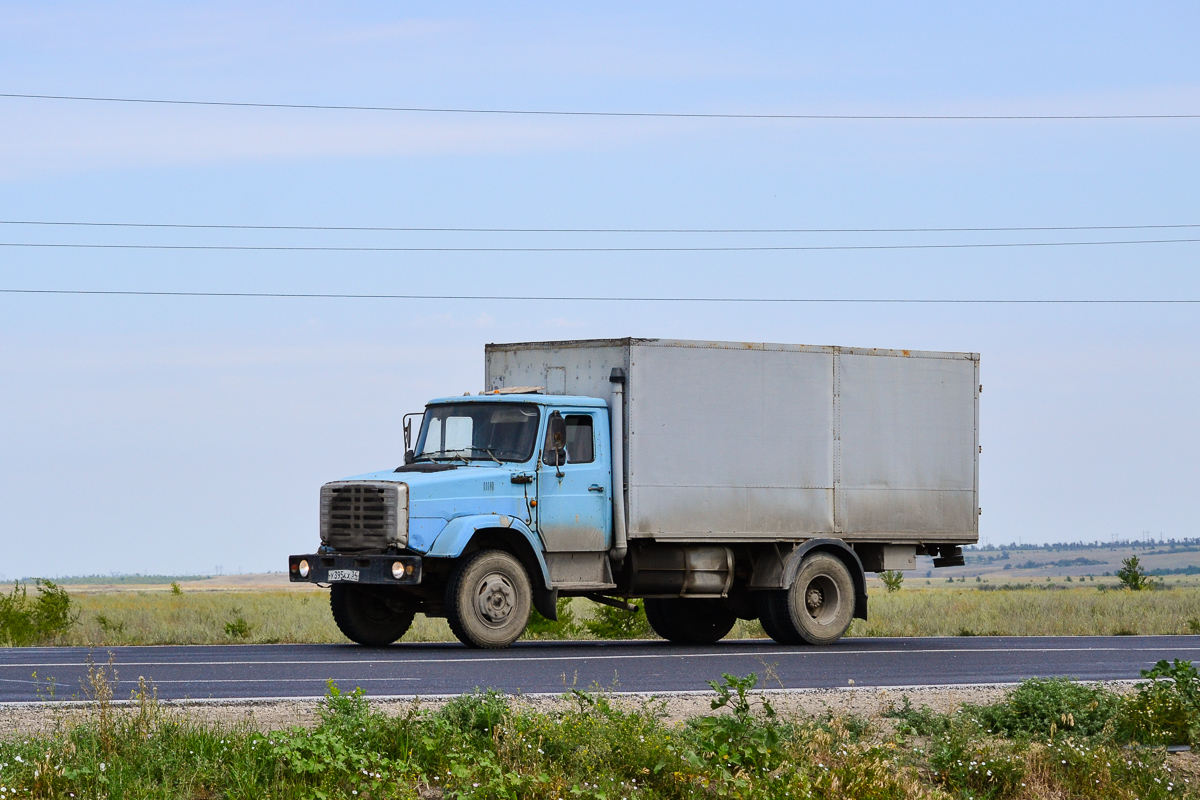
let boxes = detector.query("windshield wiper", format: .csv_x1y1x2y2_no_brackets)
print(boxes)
422,447,521,464
421,452,470,464
457,446,511,464
476,447,502,464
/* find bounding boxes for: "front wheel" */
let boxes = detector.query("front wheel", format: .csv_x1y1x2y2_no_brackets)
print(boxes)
644,598,737,644
330,584,416,646
445,549,532,648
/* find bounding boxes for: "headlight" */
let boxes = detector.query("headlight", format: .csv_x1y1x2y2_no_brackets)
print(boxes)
391,561,405,580
298,559,310,578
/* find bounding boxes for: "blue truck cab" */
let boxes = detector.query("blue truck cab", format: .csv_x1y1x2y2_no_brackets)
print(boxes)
289,391,622,648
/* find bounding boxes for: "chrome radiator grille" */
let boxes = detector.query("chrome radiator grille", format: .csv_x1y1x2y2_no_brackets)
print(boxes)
319,481,408,552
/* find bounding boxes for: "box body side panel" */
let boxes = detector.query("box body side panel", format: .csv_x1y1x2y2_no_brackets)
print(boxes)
626,344,835,539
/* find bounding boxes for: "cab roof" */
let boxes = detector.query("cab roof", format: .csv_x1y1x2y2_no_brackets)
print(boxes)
427,393,607,408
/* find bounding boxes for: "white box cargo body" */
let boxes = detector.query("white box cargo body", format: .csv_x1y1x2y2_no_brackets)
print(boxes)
486,338,979,547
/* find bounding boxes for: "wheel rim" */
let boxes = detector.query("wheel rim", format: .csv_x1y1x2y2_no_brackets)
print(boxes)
801,575,840,626
475,571,517,627
358,591,394,623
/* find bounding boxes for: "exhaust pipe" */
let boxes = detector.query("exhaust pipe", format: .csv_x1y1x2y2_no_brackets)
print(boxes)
609,368,628,565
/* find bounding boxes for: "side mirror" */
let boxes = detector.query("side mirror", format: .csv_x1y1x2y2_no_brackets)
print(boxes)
548,412,567,452
404,449,415,465
402,412,422,451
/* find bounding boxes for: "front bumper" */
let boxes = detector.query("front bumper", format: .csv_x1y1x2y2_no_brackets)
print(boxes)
288,553,423,585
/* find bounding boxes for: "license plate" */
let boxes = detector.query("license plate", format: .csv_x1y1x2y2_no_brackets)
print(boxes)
327,569,360,582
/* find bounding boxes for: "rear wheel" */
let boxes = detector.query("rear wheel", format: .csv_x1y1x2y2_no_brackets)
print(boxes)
757,552,856,645
644,598,737,643
445,549,532,648
330,584,415,646
756,590,804,644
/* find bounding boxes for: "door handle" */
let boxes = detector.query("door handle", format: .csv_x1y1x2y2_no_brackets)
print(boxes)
588,484,604,492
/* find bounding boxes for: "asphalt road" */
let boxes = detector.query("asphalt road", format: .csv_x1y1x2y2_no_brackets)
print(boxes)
2,636,1198,703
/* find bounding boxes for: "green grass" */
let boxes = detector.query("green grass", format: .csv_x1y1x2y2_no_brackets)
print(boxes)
63,590,450,646
39,584,1200,647
3,667,1198,799
62,592,677,646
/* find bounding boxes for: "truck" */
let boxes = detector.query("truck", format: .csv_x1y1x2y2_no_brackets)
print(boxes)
289,338,979,648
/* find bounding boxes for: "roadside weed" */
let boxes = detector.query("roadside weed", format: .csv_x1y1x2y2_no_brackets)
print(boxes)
883,695,950,737
879,570,905,592
1119,658,1200,745
687,672,782,771
0,580,78,645
967,677,1122,739
1,669,1198,799
223,616,252,639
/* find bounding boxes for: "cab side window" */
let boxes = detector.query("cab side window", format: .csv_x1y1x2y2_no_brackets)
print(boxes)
543,414,595,464
565,415,594,463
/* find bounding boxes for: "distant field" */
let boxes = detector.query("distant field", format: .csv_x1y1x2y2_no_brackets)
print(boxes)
8,574,212,586
925,539,1200,584
4,573,300,593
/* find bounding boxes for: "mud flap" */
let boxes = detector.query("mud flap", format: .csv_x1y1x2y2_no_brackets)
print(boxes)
533,586,559,621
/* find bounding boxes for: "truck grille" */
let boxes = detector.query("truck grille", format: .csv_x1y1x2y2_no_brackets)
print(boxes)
320,481,408,552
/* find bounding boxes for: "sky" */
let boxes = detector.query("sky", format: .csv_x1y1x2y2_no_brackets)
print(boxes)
1,2,1198,578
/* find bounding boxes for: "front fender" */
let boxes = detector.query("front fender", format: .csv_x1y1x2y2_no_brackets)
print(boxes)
426,514,551,588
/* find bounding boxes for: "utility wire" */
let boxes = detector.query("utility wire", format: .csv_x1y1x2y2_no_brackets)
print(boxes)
2,220,1199,234
1,289,1196,304
2,93,1197,120
1,238,1198,252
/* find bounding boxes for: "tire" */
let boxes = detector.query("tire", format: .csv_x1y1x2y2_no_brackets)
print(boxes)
445,550,532,648
756,590,804,645
330,584,416,646
757,553,856,645
644,598,737,644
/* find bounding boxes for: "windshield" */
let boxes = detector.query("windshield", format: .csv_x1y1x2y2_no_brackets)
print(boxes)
414,403,541,463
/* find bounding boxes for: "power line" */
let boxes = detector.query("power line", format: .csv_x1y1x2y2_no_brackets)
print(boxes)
1,238,1198,253
2,220,1199,234
2,289,1196,304
2,92,1197,121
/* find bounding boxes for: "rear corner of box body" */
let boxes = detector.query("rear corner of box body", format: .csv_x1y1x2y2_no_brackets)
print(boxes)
835,348,979,543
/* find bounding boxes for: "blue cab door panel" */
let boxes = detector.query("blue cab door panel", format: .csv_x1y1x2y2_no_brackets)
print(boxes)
537,409,610,552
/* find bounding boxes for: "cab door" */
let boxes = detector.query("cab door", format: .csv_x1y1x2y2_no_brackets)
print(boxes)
536,409,611,552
